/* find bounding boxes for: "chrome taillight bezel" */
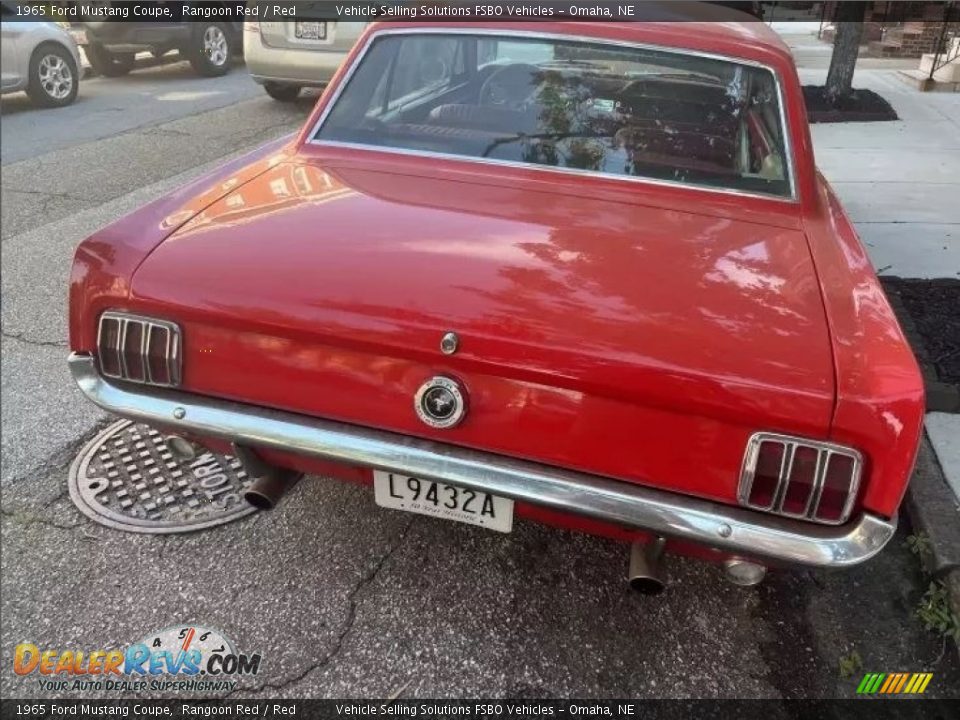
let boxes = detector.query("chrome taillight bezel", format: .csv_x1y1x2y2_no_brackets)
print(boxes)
738,432,863,526
96,311,181,387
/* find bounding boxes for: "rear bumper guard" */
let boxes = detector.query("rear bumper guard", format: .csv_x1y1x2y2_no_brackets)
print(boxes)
68,353,896,568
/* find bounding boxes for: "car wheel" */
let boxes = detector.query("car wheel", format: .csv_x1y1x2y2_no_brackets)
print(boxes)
263,82,302,102
25,43,79,108
85,43,135,77
187,22,233,77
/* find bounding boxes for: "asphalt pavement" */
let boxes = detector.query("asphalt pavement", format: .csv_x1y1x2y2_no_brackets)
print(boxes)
2,55,958,700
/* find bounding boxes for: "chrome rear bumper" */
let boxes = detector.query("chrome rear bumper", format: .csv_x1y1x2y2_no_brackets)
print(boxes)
68,353,896,568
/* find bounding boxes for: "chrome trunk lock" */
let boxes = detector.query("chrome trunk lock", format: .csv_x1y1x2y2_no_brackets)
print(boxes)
440,331,459,355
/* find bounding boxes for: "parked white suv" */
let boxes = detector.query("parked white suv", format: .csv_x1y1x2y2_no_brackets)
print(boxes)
243,20,367,102
0,4,81,108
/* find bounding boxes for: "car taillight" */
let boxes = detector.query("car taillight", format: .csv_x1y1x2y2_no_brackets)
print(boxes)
739,433,863,525
96,312,181,387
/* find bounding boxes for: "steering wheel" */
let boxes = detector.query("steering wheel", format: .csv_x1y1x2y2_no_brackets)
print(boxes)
479,64,540,108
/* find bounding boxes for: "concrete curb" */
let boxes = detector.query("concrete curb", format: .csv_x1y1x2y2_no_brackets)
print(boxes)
904,435,960,657
906,437,960,574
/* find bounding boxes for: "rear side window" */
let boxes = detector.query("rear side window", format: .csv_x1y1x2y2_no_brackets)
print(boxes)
388,36,465,106
315,33,793,199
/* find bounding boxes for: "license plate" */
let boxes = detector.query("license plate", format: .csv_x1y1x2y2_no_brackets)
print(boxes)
70,29,87,45
294,21,326,41
373,471,513,533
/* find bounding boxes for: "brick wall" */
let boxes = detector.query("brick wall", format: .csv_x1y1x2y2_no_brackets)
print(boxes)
904,23,959,55
819,1,958,58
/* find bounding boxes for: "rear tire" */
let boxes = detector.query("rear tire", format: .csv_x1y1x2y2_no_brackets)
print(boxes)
85,43,135,77
187,22,233,77
26,43,79,108
263,82,302,102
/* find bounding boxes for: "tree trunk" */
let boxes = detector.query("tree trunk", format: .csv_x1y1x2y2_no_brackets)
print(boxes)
825,2,868,104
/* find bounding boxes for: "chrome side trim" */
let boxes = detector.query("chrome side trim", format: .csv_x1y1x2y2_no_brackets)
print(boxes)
305,26,798,203
69,353,894,568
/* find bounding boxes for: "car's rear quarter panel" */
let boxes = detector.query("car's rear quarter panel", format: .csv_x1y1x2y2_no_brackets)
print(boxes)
69,134,296,351
804,175,925,517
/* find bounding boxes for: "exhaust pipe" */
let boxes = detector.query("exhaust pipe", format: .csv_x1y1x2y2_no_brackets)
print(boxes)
628,537,667,594
244,470,302,510
232,443,303,510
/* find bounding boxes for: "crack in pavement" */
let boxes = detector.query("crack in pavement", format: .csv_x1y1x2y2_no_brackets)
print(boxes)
1,187,85,200
224,517,417,697
0,330,68,348
140,127,195,138
2,416,113,488
1,188,86,224
0,506,88,534
231,122,299,148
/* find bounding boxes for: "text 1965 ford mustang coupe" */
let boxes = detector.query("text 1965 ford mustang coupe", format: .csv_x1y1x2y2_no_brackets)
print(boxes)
69,21,924,592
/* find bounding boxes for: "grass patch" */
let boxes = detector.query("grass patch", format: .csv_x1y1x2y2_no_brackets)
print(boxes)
917,580,960,644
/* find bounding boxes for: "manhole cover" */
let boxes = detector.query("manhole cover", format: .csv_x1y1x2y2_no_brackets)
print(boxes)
69,420,258,533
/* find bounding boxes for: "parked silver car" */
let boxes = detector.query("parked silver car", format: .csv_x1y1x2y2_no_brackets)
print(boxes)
0,6,81,108
243,20,367,101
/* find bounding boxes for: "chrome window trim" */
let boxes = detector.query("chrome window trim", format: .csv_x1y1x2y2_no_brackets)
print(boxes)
306,27,798,203
739,431,864,526
68,353,894,569
96,311,182,388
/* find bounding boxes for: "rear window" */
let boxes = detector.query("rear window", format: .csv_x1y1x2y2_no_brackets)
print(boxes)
314,32,793,199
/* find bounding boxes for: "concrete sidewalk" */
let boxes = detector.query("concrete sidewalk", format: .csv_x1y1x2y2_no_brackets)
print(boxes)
809,75,959,279
780,32,960,280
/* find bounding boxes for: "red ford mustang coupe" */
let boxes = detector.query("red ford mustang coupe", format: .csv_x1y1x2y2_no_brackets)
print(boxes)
68,21,924,592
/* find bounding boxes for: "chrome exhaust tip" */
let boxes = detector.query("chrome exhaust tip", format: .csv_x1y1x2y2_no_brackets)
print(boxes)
723,558,767,586
165,435,200,462
628,537,667,594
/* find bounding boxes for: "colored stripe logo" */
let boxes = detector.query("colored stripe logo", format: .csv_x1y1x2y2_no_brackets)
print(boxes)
857,672,933,695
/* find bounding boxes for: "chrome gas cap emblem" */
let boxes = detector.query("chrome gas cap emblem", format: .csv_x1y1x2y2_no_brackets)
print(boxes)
415,376,467,429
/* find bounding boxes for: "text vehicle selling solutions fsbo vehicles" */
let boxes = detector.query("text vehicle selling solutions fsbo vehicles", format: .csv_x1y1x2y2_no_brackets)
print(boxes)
67,19,924,593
